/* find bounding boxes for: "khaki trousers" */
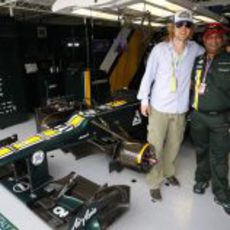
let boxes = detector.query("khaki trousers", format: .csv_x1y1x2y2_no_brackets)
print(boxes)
146,107,186,189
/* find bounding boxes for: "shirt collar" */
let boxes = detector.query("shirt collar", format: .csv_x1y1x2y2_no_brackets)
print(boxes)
168,40,192,50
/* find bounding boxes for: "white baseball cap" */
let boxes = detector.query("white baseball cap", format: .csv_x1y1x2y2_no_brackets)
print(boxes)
174,10,193,24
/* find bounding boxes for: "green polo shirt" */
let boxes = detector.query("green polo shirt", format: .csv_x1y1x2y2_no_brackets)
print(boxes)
192,51,230,112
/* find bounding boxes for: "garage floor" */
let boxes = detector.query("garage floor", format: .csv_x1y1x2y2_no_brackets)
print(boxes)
0,118,229,230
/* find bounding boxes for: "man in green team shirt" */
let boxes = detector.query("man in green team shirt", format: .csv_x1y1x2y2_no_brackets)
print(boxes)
190,22,230,215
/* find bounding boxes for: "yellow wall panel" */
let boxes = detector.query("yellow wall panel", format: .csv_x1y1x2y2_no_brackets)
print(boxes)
110,30,149,92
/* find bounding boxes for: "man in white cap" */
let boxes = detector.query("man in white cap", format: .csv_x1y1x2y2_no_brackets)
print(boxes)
137,10,204,201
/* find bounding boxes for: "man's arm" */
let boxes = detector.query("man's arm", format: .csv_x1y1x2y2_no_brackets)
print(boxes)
137,45,159,115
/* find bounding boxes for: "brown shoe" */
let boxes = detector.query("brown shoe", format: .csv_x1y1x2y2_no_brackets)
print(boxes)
166,176,180,186
150,189,162,201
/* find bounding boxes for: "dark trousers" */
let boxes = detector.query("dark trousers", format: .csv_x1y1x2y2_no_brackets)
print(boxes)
190,110,230,202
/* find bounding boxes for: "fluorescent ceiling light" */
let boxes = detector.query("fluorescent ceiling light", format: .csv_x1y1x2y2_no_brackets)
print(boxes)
133,20,164,27
192,18,200,24
72,9,118,21
146,0,187,12
52,0,137,12
67,42,80,47
149,22,165,27
128,3,173,17
53,0,113,12
194,15,217,23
